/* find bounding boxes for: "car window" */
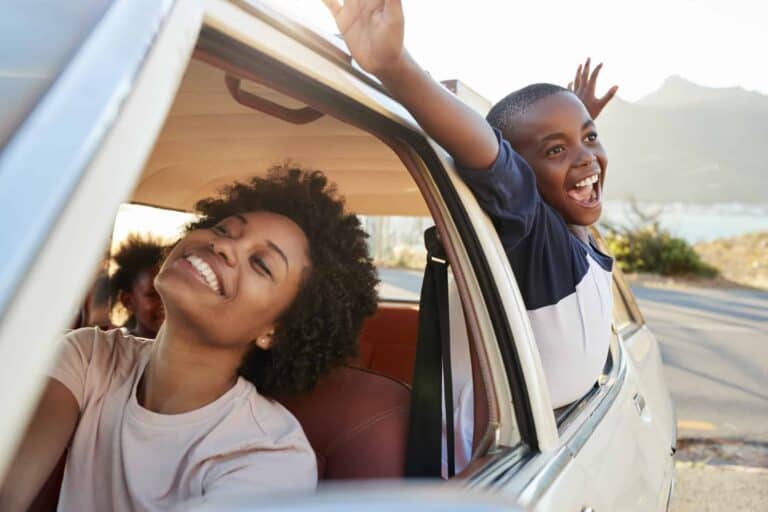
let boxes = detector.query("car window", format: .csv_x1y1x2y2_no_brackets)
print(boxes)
0,1,114,147
361,215,431,302
612,279,635,332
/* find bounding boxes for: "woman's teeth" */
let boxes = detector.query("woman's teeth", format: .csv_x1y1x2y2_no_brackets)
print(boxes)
186,255,221,295
574,174,599,188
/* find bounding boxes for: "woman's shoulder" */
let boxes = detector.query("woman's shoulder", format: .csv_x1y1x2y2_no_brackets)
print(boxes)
63,327,151,370
241,384,309,447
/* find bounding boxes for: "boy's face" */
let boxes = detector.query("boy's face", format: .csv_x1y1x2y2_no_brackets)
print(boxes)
122,266,165,337
509,91,607,226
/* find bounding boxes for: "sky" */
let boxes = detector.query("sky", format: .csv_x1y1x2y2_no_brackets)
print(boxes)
267,0,768,103
113,0,768,245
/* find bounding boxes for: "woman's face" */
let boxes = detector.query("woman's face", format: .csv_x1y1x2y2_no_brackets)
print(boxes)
155,211,310,348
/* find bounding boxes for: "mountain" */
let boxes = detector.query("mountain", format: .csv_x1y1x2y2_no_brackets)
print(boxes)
637,75,768,110
597,76,768,204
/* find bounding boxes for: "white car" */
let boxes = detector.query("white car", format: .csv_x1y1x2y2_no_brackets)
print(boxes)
0,1,676,510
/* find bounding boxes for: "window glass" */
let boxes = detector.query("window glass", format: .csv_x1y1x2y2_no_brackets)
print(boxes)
360,215,431,302
612,279,634,331
0,1,114,148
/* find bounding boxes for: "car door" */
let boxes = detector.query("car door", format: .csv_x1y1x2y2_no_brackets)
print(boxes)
426,137,675,510
612,270,677,449
0,0,203,479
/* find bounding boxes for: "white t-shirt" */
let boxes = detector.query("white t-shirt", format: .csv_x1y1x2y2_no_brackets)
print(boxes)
49,328,316,511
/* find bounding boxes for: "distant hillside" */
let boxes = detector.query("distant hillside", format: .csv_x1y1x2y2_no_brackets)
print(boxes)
597,76,768,204
695,231,768,289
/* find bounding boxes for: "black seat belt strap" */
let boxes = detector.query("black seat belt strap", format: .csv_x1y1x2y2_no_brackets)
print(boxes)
405,227,455,478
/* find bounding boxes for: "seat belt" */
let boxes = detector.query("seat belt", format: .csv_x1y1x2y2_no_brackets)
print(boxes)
405,227,456,478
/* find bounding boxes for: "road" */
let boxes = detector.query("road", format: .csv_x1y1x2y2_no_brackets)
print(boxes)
378,268,768,442
631,285,768,443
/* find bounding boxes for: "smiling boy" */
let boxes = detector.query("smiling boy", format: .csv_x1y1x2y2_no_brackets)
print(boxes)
324,1,618,411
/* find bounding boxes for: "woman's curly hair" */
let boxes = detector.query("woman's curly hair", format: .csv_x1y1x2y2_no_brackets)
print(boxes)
186,165,379,396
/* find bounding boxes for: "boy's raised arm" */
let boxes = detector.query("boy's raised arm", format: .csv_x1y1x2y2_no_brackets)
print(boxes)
322,0,498,170
567,57,619,120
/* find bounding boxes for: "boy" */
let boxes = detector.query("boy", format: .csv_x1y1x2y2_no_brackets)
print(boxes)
323,1,618,412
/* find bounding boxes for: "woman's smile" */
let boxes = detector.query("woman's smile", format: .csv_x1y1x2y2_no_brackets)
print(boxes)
175,255,225,297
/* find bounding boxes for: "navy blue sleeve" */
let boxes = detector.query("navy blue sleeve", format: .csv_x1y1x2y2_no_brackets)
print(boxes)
457,129,589,310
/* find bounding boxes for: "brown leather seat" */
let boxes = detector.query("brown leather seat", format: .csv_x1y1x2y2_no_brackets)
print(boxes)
356,304,419,385
279,366,410,480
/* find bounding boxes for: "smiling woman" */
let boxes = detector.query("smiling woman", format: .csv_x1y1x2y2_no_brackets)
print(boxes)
166,166,380,395
0,167,379,511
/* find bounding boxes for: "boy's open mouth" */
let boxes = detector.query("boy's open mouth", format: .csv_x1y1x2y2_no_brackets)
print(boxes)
566,172,601,208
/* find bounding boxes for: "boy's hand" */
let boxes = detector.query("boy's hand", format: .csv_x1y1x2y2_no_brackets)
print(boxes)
322,0,497,169
568,58,619,120
322,0,405,75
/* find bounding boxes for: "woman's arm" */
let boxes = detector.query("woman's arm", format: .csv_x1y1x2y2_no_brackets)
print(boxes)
0,379,79,512
322,0,498,170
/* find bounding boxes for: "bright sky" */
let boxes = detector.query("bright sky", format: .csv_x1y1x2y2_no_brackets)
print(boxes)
112,0,767,248
271,0,768,103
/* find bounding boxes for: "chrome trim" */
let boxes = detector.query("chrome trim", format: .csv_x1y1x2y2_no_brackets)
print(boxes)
665,474,675,511
517,445,573,496
0,0,178,319
465,444,531,488
618,322,642,340
565,345,628,458
501,339,628,504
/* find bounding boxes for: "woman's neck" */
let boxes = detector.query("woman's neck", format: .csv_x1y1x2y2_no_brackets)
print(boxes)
138,322,248,415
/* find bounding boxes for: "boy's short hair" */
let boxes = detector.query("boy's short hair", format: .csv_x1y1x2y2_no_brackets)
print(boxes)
486,83,569,141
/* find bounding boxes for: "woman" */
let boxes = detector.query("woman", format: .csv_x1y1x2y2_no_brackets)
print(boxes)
0,167,379,511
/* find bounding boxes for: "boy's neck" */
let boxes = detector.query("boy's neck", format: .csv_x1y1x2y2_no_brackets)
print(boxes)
567,224,590,244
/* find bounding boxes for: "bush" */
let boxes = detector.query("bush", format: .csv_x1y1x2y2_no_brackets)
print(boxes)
602,201,718,278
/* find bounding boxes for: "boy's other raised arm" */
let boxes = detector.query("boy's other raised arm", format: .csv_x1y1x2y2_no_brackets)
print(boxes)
322,0,498,170
567,57,619,120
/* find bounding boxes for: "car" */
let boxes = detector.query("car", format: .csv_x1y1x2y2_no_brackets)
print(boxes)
0,1,676,510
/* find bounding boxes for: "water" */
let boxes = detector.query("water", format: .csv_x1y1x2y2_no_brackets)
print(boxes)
600,201,768,243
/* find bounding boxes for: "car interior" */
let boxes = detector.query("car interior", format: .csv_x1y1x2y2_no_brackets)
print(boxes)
28,48,498,510
24,21,642,507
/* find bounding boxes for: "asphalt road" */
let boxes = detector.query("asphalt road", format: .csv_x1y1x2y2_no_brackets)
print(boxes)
378,268,768,443
631,285,768,443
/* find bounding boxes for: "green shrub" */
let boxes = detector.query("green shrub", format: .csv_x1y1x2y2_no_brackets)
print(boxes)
602,202,718,277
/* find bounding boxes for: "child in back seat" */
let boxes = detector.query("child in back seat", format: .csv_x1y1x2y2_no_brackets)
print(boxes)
324,0,619,473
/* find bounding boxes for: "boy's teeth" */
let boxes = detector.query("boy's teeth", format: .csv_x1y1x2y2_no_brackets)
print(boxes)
186,255,221,294
575,174,599,188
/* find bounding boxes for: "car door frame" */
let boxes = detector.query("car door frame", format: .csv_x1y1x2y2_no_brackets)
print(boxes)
0,0,204,481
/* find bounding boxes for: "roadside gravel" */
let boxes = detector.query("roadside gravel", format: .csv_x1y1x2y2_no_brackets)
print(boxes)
671,463,768,511
671,439,768,511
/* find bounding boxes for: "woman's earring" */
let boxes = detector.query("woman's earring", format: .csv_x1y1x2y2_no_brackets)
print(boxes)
256,335,270,349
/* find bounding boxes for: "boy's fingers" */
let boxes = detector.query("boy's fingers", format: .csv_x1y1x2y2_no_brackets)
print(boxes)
567,81,573,91
582,58,591,86
574,64,582,89
599,85,619,107
329,0,362,34
384,0,403,22
321,0,342,16
588,62,603,89
322,0,355,33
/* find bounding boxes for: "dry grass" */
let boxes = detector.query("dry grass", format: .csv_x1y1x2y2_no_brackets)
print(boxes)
694,232,768,290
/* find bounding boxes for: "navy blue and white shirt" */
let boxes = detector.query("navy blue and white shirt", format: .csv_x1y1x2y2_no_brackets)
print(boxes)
457,130,613,408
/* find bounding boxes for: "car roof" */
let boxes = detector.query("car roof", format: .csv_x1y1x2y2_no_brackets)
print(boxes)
132,58,428,216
